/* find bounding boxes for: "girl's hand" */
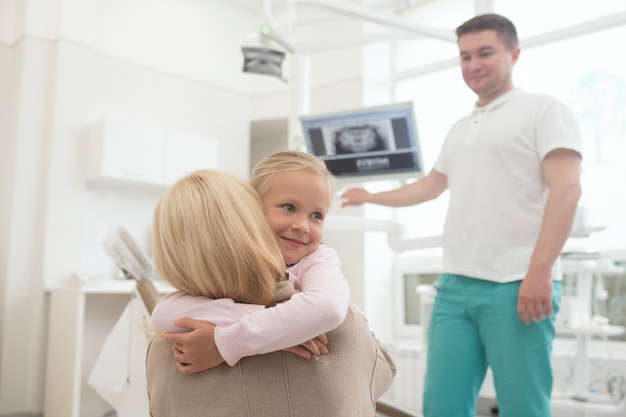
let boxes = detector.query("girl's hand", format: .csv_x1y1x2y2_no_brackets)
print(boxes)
283,334,328,359
166,317,222,374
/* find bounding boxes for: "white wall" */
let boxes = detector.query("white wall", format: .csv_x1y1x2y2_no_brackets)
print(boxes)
0,35,16,417
0,33,54,416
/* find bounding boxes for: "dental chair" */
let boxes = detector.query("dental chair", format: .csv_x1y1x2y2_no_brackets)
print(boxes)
87,278,154,417
87,228,156,417
376,398,421,417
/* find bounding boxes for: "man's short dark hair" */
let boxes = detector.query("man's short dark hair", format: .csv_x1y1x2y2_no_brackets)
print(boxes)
455,13,518,50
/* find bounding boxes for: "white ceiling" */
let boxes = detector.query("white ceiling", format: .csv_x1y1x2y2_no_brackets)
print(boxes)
224,0,425,15
223,0,463,56
221,0,444,31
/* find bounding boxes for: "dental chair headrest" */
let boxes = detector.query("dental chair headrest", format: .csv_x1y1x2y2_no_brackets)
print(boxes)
103,227,153,281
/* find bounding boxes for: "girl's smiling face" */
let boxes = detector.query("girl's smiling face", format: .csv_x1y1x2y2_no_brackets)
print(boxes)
260,170,330,266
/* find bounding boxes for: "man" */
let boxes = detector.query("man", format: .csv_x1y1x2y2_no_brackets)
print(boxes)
341,13,582,417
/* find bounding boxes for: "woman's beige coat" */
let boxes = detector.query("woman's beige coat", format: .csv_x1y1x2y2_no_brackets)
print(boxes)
146,304,396,417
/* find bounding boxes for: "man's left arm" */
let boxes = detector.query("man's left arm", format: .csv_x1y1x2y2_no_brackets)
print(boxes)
518,148,582,324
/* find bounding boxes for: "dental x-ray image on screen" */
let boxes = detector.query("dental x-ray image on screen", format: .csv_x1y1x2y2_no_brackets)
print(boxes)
331,122,391,155
300,102,424,180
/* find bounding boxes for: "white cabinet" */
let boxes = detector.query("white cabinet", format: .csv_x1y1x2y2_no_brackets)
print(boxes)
86,118,218,188
43,280,173,417
87,119,166,186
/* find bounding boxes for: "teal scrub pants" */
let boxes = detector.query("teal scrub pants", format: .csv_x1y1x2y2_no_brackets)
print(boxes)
422,274,561,417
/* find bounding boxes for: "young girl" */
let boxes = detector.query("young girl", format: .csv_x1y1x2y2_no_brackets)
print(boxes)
151,150,352,369
147,167,395,417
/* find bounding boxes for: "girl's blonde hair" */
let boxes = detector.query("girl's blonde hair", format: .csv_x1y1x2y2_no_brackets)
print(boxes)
152,169,285,306
251,150,335,200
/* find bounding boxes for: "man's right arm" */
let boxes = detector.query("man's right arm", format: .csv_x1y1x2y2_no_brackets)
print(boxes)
340,168,448,208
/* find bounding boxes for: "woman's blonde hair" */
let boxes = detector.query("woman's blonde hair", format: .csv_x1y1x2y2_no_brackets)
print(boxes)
152,169,285,306
251,150,335,200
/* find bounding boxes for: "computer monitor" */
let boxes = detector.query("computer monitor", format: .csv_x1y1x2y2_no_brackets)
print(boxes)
300,102,423,181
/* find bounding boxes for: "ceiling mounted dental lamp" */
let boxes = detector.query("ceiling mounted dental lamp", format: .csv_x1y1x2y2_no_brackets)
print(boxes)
259,23,295,53
241,23,295,82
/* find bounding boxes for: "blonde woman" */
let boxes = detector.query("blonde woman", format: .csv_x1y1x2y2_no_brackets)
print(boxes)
152,169,284,304
147,168,395,417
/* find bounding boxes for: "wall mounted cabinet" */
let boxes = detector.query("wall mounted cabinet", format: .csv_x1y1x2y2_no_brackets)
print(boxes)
86,118,218,188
